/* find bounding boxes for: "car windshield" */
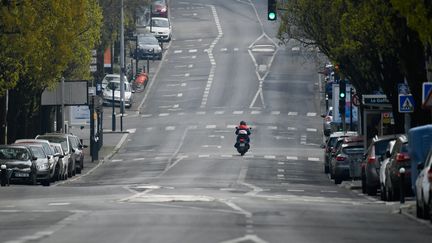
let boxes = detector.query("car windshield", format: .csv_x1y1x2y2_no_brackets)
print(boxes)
29,146,45,159
152,19,169,27
106,82,130,92
343,146,364,155
139,36,158,45
0,147,30,160
38,136,68,152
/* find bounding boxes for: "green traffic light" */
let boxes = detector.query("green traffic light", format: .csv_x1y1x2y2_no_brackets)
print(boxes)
268,12,276,20
340,93,345,98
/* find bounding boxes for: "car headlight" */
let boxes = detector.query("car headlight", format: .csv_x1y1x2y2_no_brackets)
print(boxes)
37,163,49,170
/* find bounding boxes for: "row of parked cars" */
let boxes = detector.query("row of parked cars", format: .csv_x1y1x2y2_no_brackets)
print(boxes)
323,125,432,223
0,133,87,186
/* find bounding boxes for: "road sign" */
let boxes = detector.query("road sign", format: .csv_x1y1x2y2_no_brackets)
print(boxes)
362,95,390,106
398,94,415,113
398,83,410,95
352,93,360,106
422,82,432,104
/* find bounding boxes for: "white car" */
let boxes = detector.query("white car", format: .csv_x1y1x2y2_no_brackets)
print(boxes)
147,17,171,42
101,74,127,90
50,143,68,180
415,148,432,220
379,140,396,201
103,80,133,108
321,106,333,136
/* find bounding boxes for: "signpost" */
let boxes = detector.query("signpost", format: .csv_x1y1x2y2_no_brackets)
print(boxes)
398,94,415,113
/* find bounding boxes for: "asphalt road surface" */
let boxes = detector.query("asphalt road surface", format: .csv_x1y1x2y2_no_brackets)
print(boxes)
1,1,431,243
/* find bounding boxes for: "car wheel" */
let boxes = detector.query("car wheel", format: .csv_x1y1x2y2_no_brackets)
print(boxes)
334,177,342,184
424,196,430,219
361,173,366,194
429,196,432,223
42,180,50,187
324,164,329,174
28,172,37,185
367,185,377,196
76,166,81,174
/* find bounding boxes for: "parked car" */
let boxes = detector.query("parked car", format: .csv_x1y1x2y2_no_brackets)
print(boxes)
103,80,134,108
151,0,168,18
330,136,364,184
69,134,87,174
101,73,128,90
361,135,399,195
14,139,59,182
147,17,171,42
0,144,38,185
415,147,432,220
408,124,432,195
50,143,67,180
321,106,333,137
324,131,358,174
36,133,76,177
136,33,162,60
26,144,51,186
384,135,413,201
379,140,396,201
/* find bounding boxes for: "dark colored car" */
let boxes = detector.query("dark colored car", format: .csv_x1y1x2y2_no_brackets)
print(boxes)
323,131,358,174
69,134,87,174
384,135,413,201
361,135,399,195
136,34,162,60
330,136,364,184
27,144,52,186
0,145,38,185
151,0,168,18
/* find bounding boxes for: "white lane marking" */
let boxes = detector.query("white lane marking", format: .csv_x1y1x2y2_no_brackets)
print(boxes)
184,73,190,77
277,169,285,172
215,111,224,115
196,111,206,115
267,126,277,130
321,190,338,193
48,202,70,206
111,159,123,162
133,158,145,161
221,154,233,158
308,157,320,162
233,111,244,115
220,48,228,52
286,156,298,160
146,127,154,131
166,126,176,131
277,174,285,178
264,155,276,159
227,125,237,129
199,154,210,158
233,48,239,51
174,50,183,54
271,111,280,115
307,128,318,132
278,162,285,165
288,112,298,116
206,125,217,129
251,110,261,115
188,64,194,68
287,127,297,131
300,135,307,145
287,189,305,192
159,113,170,117
174,65,187,68
141,114,153,118
177,93,183,97
189,49,197,53
307,112,317,117
243,154,254,158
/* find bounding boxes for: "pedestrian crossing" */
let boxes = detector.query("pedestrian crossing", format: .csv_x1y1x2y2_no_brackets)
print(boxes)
122,125,320,133
134,110,318,117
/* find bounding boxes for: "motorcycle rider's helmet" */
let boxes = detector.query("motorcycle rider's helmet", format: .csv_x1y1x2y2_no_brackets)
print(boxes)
240,121,246,126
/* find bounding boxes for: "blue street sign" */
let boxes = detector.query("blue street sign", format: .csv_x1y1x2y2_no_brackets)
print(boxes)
422,82,432,104
399,94,415,113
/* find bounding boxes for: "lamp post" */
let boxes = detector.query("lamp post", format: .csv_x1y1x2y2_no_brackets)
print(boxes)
120,0,125,131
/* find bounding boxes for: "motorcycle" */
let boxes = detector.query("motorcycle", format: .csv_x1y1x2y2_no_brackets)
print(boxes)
235,129,251,156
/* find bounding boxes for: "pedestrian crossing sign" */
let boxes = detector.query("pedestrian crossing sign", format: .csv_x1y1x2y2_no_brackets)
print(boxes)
398,94,415,113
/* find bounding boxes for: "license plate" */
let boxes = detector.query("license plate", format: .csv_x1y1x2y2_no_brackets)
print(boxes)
240,143,245,147
14,172,29,178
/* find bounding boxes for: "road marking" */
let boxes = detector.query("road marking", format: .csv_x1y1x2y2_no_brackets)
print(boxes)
277,174,285,178
264,155,276,159
307,112,317,117
48,202,70,206
288,112,298,116
300,135,307,145
278,162,285,165
196,111,206,115
184,73,190,77
308,157,320,161
166,126,176,131
287,127,297,131
111,159,123,162
177,93,183,97
189,49,197,53
307,128,318,132
199,154,210,158
133,158,145,161
277,169,285,172
251,110,261,115
215,111,224,114
188,64,194,68
220,48,227,52
286,156,298,160
146,127,154,131
271,111,280,115
267,126,277,130
206,125,217,129
159,113,170,117
233,110,244,115
221,154,233,158
287,189,305,192
321,190,338,193
174,50,183,54
234,48,239,51
141,114,152,118
227,125,237,129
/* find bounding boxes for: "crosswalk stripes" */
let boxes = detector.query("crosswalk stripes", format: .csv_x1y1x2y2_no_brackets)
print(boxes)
137,111,320,118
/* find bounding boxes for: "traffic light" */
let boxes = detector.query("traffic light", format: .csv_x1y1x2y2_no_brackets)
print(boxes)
268,0,277,21
339,80,346,115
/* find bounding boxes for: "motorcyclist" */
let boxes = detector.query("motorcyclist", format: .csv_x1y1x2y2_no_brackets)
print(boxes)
235,121,251,148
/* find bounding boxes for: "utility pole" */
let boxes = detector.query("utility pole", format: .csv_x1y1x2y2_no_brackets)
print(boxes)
4,90,8,144
61,77,65,133
120,0,125,131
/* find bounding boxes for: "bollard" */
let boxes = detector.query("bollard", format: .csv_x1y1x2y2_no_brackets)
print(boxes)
1,164,8,187
399,167,405,204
